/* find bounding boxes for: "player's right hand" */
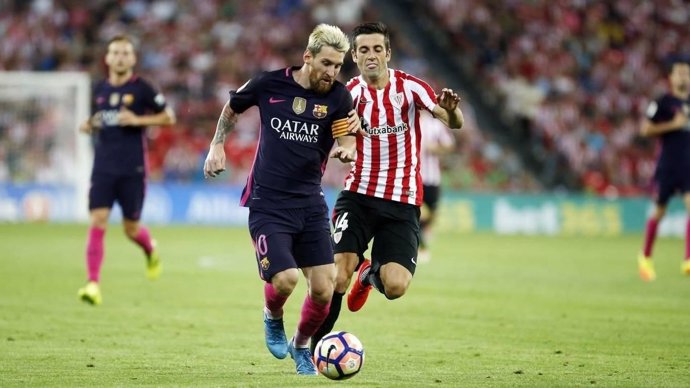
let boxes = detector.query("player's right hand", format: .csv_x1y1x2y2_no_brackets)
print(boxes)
79,113,102,134
330,145,356,163
203,144,226,178
78,120,93,134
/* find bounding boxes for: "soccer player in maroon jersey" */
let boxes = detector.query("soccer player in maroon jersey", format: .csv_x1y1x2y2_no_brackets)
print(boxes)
638,59,690,281
77,35,176,306
311,21,464,351
203,24,361,375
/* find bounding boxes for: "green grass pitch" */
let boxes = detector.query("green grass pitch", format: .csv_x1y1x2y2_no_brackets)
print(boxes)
1,223,689,387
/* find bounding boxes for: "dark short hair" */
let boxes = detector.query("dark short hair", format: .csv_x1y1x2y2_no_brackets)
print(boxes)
351,22,390,51
664,56,690,75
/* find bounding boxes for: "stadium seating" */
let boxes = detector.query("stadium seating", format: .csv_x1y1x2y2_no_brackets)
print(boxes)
425,0,690,196
1,0,542,192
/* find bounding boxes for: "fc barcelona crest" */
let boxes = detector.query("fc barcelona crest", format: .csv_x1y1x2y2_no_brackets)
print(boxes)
292,97,307,115
109,93,120,107
122,94,134,106
313,104,328,119
260,256,270,271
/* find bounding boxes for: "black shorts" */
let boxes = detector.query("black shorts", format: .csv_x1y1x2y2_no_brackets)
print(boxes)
332,191,420,275
248,203,334,281
89,172,146,220
422,184,441,212
654,170,690,206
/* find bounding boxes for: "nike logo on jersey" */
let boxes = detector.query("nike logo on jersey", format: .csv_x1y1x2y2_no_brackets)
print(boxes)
411,257,417,265
269,97,286,104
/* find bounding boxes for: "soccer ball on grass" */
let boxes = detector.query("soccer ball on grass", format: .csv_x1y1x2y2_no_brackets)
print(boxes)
313,331,365,380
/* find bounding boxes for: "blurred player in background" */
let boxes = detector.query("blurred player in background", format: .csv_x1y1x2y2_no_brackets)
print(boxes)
418,110,456,264
638,58,690,281
312,21,464,351
203,24,361,375
77,35,176,305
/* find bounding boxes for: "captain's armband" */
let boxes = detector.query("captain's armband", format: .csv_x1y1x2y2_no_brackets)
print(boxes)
331,117,349,139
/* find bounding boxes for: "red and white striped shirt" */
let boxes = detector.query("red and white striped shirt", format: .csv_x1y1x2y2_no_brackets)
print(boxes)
343,69,438,206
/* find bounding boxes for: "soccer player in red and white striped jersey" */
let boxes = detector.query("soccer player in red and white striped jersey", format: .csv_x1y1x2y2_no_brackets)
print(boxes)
312,22,464,351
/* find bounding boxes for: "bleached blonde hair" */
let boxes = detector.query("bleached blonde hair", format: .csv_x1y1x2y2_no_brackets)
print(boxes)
307,24,350,55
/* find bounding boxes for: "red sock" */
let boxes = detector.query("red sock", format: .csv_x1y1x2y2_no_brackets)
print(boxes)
264,282,288,319
643,218,658,258
294,294,330,347
86,227,105,282
130,226,153,256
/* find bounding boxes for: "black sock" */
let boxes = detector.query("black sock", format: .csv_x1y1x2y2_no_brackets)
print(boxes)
310,291,344,353
366,270,388,298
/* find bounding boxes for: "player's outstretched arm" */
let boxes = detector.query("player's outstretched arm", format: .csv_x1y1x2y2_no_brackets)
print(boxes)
204,101,239,178
432,88,464,130
118,106,176,127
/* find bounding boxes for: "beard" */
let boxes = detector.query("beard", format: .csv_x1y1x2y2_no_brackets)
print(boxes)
309,70,334,95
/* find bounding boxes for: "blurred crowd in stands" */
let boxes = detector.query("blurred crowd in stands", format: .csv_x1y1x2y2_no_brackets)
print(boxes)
0,0,540,193
428,0,690,196
7,0,685,197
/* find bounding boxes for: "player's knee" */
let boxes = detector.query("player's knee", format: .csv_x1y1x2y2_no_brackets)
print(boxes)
89,210,109,228
124,226,138,239
333,252,359,293
334,271,352,293
309,285,334,304
383,281,408,300
271,269,299,295
653,208,666,220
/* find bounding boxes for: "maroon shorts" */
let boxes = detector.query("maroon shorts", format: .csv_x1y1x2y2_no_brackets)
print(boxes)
654,171,690,206
248,203,333,281
89,172,146,220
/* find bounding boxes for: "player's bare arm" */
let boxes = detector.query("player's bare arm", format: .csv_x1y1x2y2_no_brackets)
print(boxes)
204,101,238,178
432,88,464,129
640,111,689,137
117,106,176,127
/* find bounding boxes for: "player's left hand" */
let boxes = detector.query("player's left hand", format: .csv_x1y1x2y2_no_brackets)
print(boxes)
118,107,140,126
203,144,226,178
346,109,368,137
437,88,461,112
330,145,356,163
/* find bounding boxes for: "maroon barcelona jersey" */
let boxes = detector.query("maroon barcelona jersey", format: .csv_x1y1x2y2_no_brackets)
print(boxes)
229,67,353,209
90,76,167,176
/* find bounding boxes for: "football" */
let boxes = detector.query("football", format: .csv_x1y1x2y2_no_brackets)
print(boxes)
313,331,365,380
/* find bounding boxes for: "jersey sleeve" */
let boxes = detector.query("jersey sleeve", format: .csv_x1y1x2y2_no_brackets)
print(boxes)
646,96,674,123
141,80,167,114
330,87,354,139
408,75,438,112
228,73,266,114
